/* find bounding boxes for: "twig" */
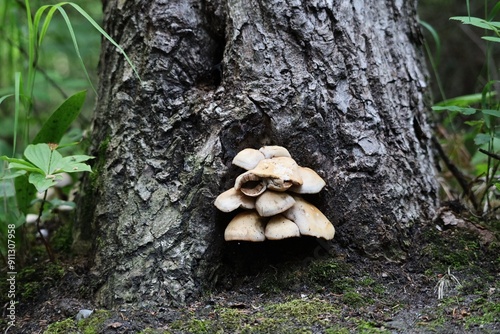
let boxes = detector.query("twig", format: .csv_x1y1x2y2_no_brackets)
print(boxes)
432,136,478,210
478,148,500,161
36,190,55,262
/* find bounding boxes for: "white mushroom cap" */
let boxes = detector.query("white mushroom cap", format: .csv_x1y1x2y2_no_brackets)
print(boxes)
250,157,303,187
224,211,266,242
265,178,293,192
234,171,267,197
36,187,56,200
265,215,300,240
289,167,326,194
255,190,295,217
215,188,255,212
283,196,335,240
232,148,265,170
55,172,73,188
259,146,291,159
26,213,39,224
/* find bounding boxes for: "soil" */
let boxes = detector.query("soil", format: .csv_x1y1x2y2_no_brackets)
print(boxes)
2,207,500,334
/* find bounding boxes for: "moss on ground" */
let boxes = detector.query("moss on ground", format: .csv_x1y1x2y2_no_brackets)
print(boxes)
44,310,111,334
15,221,500,333
169,298,342,333
16,262,65,300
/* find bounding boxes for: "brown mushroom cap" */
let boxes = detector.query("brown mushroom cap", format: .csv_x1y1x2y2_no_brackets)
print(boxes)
289,167,326,194
232,148,265,170
234,171,267,197
259,146,291,159
265,215,300,240
224,211,266,242
283,196,335,240
255,190,296,217
214,187,256,212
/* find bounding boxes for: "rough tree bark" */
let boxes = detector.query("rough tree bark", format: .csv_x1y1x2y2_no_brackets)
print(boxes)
75,0,438,307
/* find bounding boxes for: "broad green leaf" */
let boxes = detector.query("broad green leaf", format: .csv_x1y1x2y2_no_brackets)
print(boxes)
24,144,52,174
7,162,42,174
60,162,92,174
432,105,477,115
58,155,93,173
482,109,500,117
0,170,27,181
15,175,34,214
23,143,68,176
29,173,61,193
61,154,94,163
474,133,492,146
1,156,38,170
32,90,87,145
49,199,76,209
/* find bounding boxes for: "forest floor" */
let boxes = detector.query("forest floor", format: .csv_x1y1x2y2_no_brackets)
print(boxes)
2,205,500,334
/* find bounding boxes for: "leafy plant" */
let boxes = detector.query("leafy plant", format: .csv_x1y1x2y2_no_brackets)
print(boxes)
430,2,500,218
0,1,139,264
1,142,93,262
1,143,93,194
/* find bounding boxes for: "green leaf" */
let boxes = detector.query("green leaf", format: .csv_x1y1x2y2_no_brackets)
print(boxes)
419,20,441,66
450,16,500,31
432,105,477,115
1,155,43,174
15,175,35,214
62,2,142,82
481,109,500,117
61,154,94,163
23,143,71,176
32,90,87,145
23,144,52,174
58,155,93,173
29,173,60,193
482,36,500,43
474,133,492,146
435,93,488,107
464,120,484,127
0,170,27,181
7,162,42,174
49,199,76,209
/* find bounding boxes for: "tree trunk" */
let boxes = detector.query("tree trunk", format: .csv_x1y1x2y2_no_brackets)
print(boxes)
75,0,438,307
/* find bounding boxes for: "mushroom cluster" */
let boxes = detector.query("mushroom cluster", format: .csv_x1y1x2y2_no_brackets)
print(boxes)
215,146,335,241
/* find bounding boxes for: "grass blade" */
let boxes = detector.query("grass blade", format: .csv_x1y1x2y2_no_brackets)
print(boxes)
56,6,97,95
63,2,142,82
13,72,21,156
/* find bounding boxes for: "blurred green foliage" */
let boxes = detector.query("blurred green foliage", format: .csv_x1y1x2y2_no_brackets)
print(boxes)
420,0,500,221
0,0,102,157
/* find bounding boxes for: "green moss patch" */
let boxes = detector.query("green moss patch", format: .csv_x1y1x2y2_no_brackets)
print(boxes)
44,310,111,334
